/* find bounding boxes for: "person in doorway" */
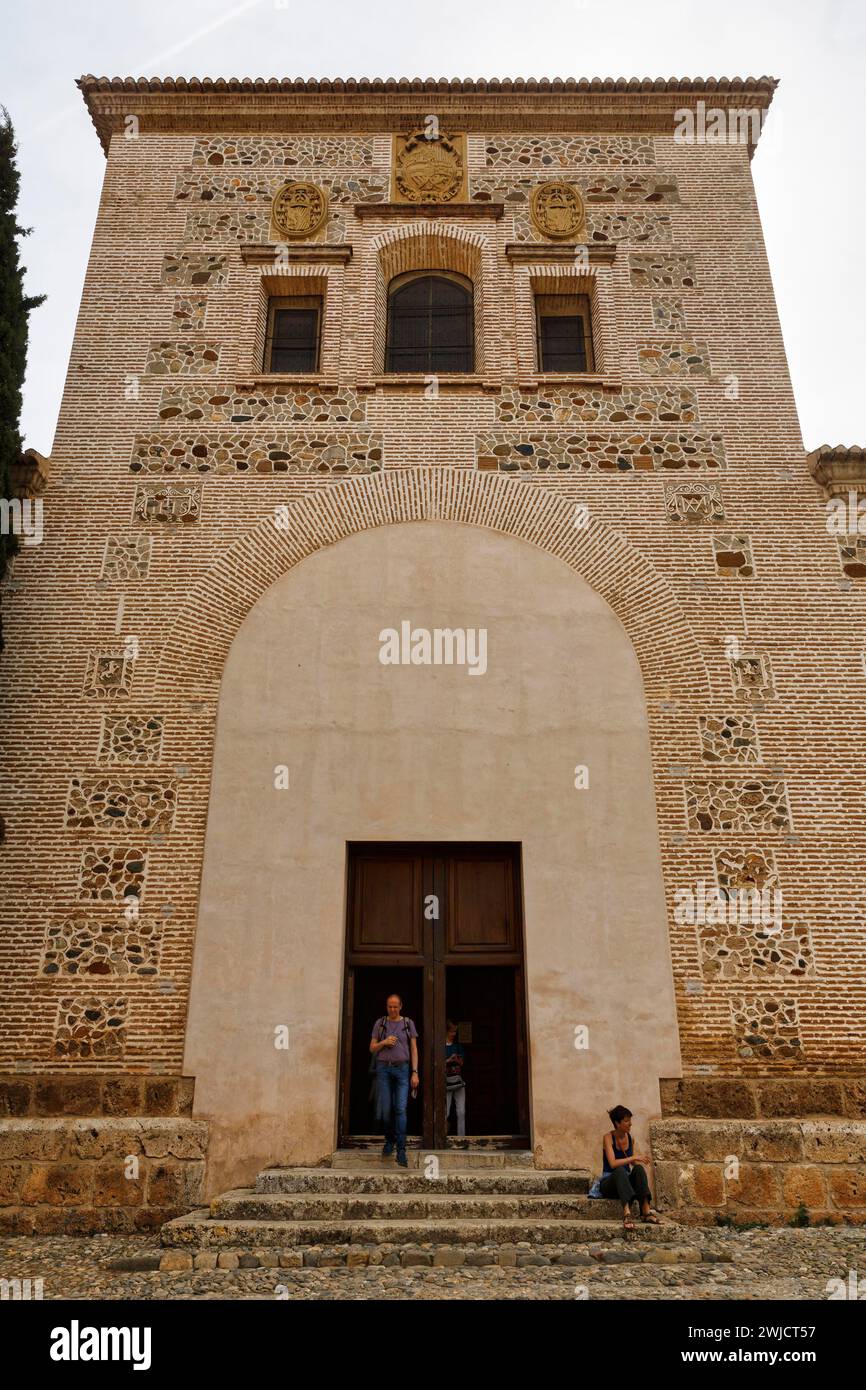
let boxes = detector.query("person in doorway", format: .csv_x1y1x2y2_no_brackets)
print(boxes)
598,1104,659,1231
444,1019,466,1137
370,993,419,1168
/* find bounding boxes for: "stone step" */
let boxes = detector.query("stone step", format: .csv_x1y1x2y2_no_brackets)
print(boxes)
255,1166,591,1195
212,1190,622,1221
162,1212,676,1249
330,1147,535,1171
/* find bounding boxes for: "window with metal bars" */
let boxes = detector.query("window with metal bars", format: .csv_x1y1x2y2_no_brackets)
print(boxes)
385,273,474,374
265,296,322,373
535,293,594,373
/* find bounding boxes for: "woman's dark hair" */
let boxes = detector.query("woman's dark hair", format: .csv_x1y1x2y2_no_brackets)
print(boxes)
608,1105,632,1126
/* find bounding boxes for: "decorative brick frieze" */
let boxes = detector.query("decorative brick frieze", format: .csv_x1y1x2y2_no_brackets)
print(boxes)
83,651,134,699
52,996,128,1060
192,134,376,167
651,296,686,331
157,384,366,426
476,429,725,474
40,914,163,978
629,252,698,290
730,653,775,701
160,252,228,288
731,996,804,1061
171,295,207,332
483,134,655,167
712,533,754,577
77,845,148,903
97,715,165,766
131,430,383,475
144,340,221,376
699,715,760,763
65,777,178,834
685,780,792,833
132,480,202,524
496,384,699,425
100,535,151,581
638,339,711,378
665,480,726,521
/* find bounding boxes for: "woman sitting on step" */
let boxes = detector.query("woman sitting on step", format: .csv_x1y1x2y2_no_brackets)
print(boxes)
599,1104,660,1232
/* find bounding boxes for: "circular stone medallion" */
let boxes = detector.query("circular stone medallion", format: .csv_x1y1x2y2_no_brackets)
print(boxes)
271,181,329,239
530,182,586,240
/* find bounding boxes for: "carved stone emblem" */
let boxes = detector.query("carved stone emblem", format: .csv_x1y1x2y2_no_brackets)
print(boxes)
394,131,465,203
530,182,586,240
271,181,329,239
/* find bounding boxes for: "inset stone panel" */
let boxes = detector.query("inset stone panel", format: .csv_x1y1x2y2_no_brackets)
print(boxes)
638,339,710,378
496,385,698,426
483,135,654,167
132,481,202,524
665,480,725,521
83,651,134,699
651,297,686,331
699,715,760,764
730,652,775,701
837,534,866,579
476,430,725,473
130,430,382,475
78,845,148,903
183,206,269,242
65,777,178,834
701,924,814,980
144,341,220,376
192,134,376,167
714,847,780,899
503,199,671,245
98,714,165,765
160,252,228,288
713,533,754,578
730,995,804,1061
175,171,387,205
171,295,207,332
52,996,128,1059
40,914,162,978
158,385,365,426
101,535,151,580
629,252,697,290
685,780,792,833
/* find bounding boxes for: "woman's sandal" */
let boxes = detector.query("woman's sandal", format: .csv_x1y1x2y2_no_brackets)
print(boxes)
641,1211,662,1224
623,1215,636,1232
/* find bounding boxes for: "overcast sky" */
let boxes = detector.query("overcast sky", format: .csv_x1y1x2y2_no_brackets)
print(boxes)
4,0,865,453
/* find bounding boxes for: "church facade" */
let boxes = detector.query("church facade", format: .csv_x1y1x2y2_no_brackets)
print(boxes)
1,75,864,1231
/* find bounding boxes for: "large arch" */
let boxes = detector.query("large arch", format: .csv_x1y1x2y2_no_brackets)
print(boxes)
152,467,710,703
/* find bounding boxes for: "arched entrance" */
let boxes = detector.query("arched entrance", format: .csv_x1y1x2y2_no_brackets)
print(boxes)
170,492,691,1196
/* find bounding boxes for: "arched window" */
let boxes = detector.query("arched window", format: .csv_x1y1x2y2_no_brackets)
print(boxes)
385,273,474,374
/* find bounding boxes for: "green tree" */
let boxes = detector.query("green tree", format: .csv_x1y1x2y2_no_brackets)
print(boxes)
1,106,45,650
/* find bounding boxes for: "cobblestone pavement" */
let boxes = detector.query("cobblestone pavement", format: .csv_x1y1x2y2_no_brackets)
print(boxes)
2,1226,865,1300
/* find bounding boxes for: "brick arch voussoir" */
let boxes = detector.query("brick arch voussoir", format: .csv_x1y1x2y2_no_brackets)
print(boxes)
152,469,710,702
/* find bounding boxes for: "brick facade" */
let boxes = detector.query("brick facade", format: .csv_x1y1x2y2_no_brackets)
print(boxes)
1,77,864,1224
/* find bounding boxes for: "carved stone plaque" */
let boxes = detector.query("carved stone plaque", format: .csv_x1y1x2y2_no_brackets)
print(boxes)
530,182,586,240
393,131,467,203
271,181,329,239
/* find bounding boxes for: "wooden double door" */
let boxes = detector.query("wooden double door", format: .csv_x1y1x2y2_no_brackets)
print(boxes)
339,843,530,1148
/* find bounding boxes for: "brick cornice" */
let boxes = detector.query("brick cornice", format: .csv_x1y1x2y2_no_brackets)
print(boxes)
77,74,778,155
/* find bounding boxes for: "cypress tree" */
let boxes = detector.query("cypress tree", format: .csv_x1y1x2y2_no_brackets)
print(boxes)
0,105,45,651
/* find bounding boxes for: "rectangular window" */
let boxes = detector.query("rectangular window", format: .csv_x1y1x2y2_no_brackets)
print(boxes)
536,293,594,374
264,296,321,373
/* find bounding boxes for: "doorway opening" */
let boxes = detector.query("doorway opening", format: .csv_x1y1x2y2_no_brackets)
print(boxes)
339,842,530,1149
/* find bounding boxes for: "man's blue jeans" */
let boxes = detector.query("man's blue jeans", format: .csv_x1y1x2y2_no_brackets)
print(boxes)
376,1062,410,1150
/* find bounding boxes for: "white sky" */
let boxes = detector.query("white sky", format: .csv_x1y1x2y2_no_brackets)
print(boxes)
4,0,865,454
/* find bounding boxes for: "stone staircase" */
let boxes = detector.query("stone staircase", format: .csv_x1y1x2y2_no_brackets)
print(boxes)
161,1147,678,1264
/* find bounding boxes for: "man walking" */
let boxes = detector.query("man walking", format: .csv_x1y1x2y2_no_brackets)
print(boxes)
370,993,419,1168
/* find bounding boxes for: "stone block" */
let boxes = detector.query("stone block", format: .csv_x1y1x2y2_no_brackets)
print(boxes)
827,1167,866,1209
433,1248,465,1267
725,1163,780,1208
842,1080,866,1119
238,1253,260,1267
0,1161,25,1203
34,1078,102,1116
144,1080,179,1116
757,1080,844,1118
103,1078,143,1116
692,1163,726,1207
133,1208,169,1233
346,1247,369,1267
660,1078,757,1119
177,1078,196,1116
651,1160,681,1207
146,1162,185,1206
401,1251,431,1266
217,1251,239,1269
0,1081,32,1116
139,1120,208,1160
802,1122,866,1165
651,1118,802,1163
160,1250,193,1271
93,1159,145,1207
279,1252,302,1267
70,1120,141,1161
20,1162,93,1206
781,1165,828,1209
0,1120,66,1161
194,1252,218,1269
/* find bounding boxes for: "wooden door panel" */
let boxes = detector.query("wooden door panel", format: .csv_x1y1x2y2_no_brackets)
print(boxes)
352,853,422,954
447,854,514,953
